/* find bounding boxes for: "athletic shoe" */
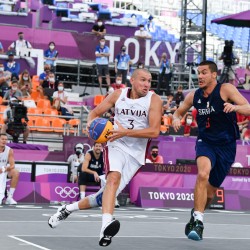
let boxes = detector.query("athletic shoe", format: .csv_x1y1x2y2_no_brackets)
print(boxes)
187,219,204,241
48,205,71,228
99,219,120,247
185,208,194,236
5,196,17,205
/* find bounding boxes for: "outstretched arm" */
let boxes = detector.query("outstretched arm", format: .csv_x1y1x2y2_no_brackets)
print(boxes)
172,92,194,131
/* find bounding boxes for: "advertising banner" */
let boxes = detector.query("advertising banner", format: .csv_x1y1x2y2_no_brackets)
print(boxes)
15,161,33,181
35,162,69,182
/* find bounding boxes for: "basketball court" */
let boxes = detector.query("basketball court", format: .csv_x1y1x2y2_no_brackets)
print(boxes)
0,204,250,250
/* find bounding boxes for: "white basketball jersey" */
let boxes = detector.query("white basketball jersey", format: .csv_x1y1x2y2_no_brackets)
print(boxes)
0,146,10,167
108,88,153,164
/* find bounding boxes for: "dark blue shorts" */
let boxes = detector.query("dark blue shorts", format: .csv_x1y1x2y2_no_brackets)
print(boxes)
195,140,236,187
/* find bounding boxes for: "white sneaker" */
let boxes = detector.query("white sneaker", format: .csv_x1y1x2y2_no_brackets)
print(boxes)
5,196,17,205
99,219,120,247
48,205,71,228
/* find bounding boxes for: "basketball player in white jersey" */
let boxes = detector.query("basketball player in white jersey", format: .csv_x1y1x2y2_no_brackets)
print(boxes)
0,133,19,205
48,69,162,246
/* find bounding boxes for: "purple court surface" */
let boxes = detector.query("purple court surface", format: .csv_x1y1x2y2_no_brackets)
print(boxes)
0,204,250,250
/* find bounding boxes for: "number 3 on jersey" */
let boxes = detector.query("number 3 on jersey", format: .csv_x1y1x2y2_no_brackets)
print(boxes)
128,119,134,129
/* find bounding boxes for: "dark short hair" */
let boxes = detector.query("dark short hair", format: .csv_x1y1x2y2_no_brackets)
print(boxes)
12,80,18,84
0,133,7,137
199,60,218,73
49,41,55,46
151,145,158,150
18,32,23,35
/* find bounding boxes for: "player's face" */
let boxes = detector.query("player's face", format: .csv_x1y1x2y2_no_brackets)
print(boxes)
131,70,151,97
93,143,103,154
0,135,7,147
197,65,217,90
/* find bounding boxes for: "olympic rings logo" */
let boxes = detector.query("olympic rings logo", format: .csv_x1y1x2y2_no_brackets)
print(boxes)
55,186,79,198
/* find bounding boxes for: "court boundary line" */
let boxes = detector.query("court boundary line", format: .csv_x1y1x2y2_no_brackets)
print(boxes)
2,220,250,227
8,235,52,250
10,235,250,240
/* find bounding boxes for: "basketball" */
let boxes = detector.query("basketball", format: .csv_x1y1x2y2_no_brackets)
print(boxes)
89,118,113,143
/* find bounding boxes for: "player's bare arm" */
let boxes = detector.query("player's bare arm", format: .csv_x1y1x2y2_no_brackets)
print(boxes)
6,149,15,171
108,94,162,141
86,89,122,130
82,153,95,175
172,92,194,132
221,84,249,115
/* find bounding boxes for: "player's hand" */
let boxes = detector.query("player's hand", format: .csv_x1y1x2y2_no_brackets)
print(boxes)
224,102,236,113
93,172,100,182
86,119,95,135
108,121,127,142
172,117,181,132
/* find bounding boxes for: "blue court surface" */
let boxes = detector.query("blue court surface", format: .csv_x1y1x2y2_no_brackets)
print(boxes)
0,204,250,250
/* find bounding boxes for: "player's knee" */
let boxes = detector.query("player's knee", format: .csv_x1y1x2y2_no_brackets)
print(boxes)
88,192,103,207
197,170,209,182
88,186,105,208
106,174,120,189
10,168,20,179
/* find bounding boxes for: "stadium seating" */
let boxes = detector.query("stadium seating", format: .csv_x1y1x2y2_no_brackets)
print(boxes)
94,95,105,106
52,118,67,133
37,99,52,109
35,117,52,132
67,118,80,136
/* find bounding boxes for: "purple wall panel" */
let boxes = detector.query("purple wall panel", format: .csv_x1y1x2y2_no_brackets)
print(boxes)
0,13,34,28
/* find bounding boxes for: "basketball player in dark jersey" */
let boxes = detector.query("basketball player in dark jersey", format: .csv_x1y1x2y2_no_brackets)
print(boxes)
79,142,104,198
172,60,250,241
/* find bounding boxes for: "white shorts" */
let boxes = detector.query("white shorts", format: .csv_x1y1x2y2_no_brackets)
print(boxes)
103,145,141,193
0,172,7,198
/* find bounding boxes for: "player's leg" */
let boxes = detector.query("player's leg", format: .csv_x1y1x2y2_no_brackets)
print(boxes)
99,148,142,247
48,185,105,228
186,141,215,241
98,147,124,246
78,172,92,199
6,168,19,205
205,183,217,208
0,171,7,205
99,174,119,208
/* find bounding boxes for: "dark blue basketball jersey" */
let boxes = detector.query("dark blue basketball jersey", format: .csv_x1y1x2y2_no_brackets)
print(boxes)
88,150,104,175
193,83,240,145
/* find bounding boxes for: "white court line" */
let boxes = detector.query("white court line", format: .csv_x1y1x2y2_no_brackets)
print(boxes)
2,221,250,227
10,235,250,240
8,235,51,250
